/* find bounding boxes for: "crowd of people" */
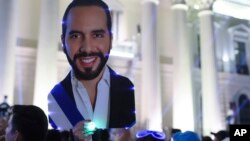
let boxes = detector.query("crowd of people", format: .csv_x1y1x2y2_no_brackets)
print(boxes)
0,106,230,141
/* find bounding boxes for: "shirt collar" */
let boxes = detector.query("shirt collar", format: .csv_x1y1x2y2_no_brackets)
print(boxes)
102,66,110,87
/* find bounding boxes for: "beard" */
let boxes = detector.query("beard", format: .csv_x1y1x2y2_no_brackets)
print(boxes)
65,50,109,80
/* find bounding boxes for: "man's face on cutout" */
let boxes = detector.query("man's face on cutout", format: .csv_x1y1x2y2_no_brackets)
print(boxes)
63,6,112,80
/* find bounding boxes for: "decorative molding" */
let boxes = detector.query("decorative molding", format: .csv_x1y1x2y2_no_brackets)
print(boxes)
16,38,37,48
228,24,250,75
213,0,250,21
160,56,173,64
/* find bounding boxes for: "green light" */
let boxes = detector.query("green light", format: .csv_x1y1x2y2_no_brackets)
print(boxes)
85,122,96,132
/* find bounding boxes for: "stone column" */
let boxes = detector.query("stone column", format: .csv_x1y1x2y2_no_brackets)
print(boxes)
0,0,17,105
33,0,59,114
198,1,224,135
141,0,162,131
171,0,195,131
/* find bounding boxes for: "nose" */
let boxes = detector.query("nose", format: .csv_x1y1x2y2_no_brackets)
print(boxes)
79,37,92,53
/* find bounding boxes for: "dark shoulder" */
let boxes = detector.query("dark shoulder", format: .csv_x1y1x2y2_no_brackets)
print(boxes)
109,67,134,87
50,72,72,97
61,72,72,88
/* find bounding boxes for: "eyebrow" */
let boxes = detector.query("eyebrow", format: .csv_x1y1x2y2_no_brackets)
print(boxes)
92,29,106,34
68,29,106,36
68,30,84,36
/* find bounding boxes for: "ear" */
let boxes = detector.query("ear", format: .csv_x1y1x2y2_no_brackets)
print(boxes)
61,35,66,53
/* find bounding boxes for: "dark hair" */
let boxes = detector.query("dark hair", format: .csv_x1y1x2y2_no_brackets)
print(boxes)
46,129,73,141
10,105,48,141
202,136,212,141
211,130,229,140
62,0,112,40
46,129,61,141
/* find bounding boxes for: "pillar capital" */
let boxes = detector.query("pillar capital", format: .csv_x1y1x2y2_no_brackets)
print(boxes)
197,1,214,17
198,10,213,18
199,0,214,11
141,0,159,5
171,3,188,11
171,0,188,10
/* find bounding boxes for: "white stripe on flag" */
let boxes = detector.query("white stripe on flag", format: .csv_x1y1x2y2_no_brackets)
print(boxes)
48,93,73,131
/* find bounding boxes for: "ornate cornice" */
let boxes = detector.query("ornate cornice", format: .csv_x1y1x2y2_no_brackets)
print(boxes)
199,0,214,11
197,1,214,17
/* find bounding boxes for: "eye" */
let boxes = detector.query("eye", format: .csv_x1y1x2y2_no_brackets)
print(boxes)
69,33,81,39
93,33,104,38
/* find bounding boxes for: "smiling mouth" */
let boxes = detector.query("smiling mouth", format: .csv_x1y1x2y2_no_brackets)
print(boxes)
81,57,95,63
79,56,97,67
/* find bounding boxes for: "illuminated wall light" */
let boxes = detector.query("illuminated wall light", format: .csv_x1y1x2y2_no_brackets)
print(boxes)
222,54,229,62
194,4,200,10
234,50,239,55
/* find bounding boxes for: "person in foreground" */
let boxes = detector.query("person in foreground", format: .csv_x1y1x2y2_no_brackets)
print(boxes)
48,0,136,140
172,131,201,141
5,105,48,141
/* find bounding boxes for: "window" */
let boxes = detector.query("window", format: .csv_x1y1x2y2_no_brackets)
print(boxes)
228,24,250,75
234,41,249,74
